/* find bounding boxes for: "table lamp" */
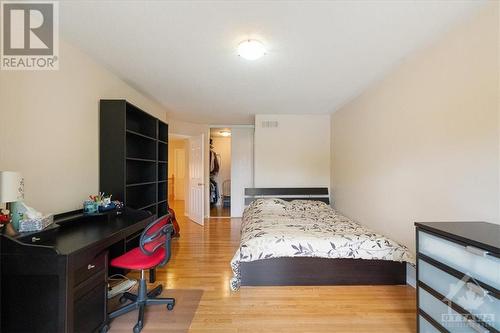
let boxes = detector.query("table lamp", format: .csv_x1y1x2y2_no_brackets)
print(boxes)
0,171,24,236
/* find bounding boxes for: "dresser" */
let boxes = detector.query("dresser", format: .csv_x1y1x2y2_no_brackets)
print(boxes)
415,222,500,333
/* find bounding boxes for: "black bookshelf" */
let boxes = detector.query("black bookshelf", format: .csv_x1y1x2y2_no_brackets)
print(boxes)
100,99,168,218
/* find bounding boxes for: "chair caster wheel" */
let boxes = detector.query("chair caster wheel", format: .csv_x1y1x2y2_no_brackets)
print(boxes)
119,295,128,304
167,302,175,311
99,324,109,333
133,323,143,333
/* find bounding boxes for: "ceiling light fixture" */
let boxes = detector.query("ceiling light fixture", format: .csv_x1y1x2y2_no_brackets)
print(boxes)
219,130,231,137
237,39,266,60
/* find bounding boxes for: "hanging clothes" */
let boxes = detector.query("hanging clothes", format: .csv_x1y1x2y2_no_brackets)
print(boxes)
209,141,221,205
210,150,220,176
210,178,219,205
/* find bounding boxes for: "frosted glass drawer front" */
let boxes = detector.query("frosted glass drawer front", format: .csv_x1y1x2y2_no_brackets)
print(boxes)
419,259,500,331
419,315,441,333
419,288,483,333
418,231,500,289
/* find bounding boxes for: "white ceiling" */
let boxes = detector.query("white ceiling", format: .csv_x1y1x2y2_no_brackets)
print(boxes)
60,1,486,124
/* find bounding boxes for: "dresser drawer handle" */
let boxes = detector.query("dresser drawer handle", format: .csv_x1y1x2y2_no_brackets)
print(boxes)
87,264,96,270
467,319,489,333
465,245,490,257
31,237,41,242
466,282,489,297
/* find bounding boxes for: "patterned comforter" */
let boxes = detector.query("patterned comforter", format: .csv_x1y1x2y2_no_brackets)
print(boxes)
230,199,414,291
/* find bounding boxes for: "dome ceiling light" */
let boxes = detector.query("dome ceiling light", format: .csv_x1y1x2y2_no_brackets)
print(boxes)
237,39,266,60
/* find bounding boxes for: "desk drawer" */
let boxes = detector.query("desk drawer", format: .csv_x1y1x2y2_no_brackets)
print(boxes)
74,252,106,287
419,288,488,333
73,278,106,333
419,315,442,333
419,259,499,331
418,231,500,290
17,228,58,246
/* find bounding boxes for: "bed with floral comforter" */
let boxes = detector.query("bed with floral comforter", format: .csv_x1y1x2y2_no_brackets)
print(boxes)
230,198,414,291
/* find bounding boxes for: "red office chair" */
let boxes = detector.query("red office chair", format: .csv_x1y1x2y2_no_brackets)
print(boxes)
107,215,175,333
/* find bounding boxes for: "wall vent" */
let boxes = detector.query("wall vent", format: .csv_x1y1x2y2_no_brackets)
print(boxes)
261,120,279,128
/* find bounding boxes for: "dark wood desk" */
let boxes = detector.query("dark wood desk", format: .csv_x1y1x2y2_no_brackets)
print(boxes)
0,208,154,333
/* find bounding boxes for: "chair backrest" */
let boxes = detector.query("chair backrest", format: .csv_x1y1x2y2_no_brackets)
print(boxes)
140,214,174,266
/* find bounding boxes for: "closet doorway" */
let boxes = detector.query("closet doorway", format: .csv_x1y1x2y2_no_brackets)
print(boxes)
209,128,231,217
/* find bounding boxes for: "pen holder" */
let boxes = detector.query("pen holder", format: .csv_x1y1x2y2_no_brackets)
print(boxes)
83,200,99,215
98,202,116,213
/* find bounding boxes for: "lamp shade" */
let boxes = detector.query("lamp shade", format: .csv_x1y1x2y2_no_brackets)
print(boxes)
0,171,24,203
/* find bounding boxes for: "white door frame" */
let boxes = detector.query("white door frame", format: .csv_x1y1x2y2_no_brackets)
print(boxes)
208,125,254,218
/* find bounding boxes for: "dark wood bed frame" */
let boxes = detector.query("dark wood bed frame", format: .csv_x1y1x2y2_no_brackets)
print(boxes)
241,187,407,286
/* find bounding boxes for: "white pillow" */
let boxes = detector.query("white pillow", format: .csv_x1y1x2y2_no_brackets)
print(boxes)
286,200,330,212
251,198,288,209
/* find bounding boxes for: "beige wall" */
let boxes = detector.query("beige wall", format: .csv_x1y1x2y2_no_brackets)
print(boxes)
231,127,254,217
0,40,169,214
331,2,499,253
254,114,330,188
498,1,500,221
167,118,209,138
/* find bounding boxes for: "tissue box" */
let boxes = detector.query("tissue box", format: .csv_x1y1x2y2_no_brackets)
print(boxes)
18,214,54,233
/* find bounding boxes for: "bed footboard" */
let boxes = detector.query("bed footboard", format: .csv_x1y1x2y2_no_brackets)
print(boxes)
240,258,407,286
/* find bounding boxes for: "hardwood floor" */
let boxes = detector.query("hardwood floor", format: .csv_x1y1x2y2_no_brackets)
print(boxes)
126,200,417,333
209,203,231,217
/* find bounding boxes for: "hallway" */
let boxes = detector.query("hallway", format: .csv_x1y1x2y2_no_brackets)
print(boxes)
115,200,416,332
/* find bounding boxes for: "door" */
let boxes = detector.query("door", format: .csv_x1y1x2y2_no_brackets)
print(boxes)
188,134,205,225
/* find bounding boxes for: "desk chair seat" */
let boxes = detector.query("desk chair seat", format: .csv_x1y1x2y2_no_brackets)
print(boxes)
111,247,166,270
105,215,175,333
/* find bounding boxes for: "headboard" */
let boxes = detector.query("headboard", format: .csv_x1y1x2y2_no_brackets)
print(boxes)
244,187,330,206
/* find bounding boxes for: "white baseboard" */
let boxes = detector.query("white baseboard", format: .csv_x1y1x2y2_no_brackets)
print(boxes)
406,262,416,288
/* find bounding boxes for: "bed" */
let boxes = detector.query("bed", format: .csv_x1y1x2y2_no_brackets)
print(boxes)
230,188,414,291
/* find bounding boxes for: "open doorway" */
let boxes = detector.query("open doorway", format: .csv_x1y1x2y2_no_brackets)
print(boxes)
209,128,231,217
168,134,188,216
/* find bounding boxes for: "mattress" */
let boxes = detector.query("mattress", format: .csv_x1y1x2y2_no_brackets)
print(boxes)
230,198,414,291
